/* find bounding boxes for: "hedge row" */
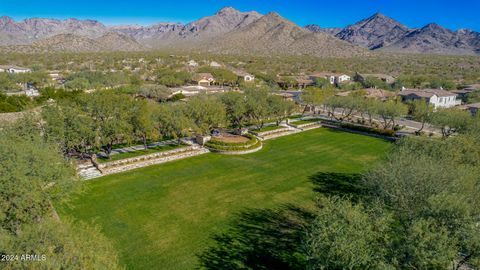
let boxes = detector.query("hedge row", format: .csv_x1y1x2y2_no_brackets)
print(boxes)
322,120,396,137
207,139,263,152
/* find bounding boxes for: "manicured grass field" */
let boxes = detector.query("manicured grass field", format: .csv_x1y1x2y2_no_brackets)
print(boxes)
61,128,391,270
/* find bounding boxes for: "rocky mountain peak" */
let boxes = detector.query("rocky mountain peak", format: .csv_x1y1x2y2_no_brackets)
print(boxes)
335,12,410,49
421,23,450,33
216,7,240,16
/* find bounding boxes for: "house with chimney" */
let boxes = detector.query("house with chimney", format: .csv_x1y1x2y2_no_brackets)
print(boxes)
398,88,461,108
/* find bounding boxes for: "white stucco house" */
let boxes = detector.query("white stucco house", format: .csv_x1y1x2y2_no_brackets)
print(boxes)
398,88,461,109
187,60,198,67
337,74,351,83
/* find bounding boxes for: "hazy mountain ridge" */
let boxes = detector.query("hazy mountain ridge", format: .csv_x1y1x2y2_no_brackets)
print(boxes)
383,23,480,55
0,32,144,53
0,8,479,55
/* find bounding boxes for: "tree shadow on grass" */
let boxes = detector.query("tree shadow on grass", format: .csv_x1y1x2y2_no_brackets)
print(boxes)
309,172,366,201
197,204,315,270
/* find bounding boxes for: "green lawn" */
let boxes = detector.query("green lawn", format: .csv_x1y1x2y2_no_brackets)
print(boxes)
97,144,186,163
61,128,391,270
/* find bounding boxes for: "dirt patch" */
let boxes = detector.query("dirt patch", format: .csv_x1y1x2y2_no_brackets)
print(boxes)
214,134,249,143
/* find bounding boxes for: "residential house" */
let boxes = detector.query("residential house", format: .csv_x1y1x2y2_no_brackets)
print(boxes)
187,60,199,67
6,88,40,98
277,76,314,89
354,73,395,84
192,73,215,87
209,61,222,68
398,88,461,108
273,92,295,102
0,65,32,73
7,66,32,73
309,72,351,85
48,71,61,81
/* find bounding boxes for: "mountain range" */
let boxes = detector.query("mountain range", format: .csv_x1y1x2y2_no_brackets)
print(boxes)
0,8,479,56
305,13,480,55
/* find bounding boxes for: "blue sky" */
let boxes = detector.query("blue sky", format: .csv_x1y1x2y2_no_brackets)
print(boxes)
1,0,479,31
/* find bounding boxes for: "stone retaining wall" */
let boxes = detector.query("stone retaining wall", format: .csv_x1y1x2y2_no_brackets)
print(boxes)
97,146,197,169
100,148,210,175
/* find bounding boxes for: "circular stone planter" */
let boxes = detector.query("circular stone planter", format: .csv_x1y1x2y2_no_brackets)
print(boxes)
207,142,263,155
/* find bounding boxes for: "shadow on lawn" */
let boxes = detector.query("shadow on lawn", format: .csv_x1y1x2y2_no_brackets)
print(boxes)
198,172,366,270
309,172,365,201
197,204,314,270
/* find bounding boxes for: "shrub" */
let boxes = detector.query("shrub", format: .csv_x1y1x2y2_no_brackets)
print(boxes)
322,120,396,137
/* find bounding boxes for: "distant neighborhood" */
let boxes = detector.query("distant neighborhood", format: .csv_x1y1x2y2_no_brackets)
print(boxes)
1,56,479,117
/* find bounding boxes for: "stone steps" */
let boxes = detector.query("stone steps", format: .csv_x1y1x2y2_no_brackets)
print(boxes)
78,164,103,180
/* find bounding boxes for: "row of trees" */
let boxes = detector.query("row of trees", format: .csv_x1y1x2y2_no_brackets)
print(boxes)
302,87,475,136
302,88,409,130
42,89,296,158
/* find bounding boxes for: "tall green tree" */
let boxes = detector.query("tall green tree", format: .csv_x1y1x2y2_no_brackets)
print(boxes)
306,197,392,270
267,95,296,125
431,108,472,138
131,100,160,149
410,99,434,133
79,92,133,158
184,94,226,134
221,91,248,128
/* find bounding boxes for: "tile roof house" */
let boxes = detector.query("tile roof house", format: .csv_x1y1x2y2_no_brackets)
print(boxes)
398,88,461,108
192,73,215,86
